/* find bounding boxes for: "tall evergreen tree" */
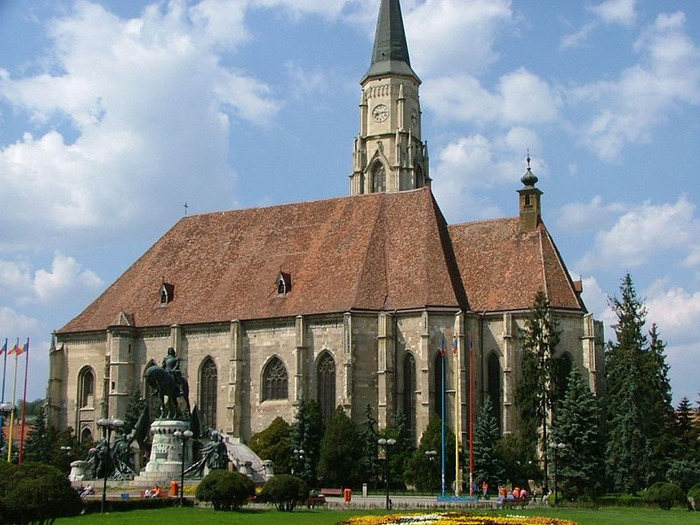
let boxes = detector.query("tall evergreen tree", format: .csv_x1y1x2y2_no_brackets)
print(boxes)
550,367,604,499
357,404,380,487
404,415,455,492
289,398,324,487
317,406,361,487
675,397,699,460
473,395,504,488
384,411,416,490
22,404,53,465
604,274,675,490
515,290,561,488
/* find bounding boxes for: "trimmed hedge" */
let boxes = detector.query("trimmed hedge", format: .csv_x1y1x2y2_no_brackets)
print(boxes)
642,482,685,510
195,470,255,511
260,474,309,512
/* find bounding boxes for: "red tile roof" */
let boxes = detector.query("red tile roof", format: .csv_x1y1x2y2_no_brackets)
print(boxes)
449,218,584,312
59,188,584,334
60,188,467,333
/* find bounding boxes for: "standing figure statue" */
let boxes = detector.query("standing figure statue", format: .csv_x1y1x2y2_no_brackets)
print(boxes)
144,347,191,419
184,431,230,477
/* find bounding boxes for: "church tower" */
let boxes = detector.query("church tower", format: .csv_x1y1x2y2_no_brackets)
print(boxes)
350,0,429,195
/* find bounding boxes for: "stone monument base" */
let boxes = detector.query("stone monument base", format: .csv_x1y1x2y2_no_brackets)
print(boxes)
133,419,192,485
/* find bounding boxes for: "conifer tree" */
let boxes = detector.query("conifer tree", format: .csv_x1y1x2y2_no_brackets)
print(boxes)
550,367,604,499
357,404,380,487
404,415,455,492
289,398,324,486
675,397,699,460
515,290,561,488
317,406,361,487
22,404,53,464
473,395,504,487
604,274,675,490
248,416,291,473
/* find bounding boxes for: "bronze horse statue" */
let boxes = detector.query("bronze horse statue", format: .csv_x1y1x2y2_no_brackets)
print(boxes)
144,366,191,419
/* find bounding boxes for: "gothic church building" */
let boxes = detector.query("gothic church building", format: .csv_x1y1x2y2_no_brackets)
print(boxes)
48,0,604,446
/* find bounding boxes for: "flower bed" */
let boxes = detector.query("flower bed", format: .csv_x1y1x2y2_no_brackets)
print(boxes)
339,513,576,525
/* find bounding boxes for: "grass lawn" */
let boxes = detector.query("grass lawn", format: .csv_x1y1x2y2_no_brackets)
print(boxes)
55,506,697,525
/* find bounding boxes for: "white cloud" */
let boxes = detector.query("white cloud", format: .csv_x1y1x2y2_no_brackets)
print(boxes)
556,195,627,233
431,130,543,222
570,11,700,161
405,0,513,77
588,0,637,27
577,196,700,271
0,307,42,336
0,252,103,306
560,22,597,50
0,0,280,249
424,68,560,126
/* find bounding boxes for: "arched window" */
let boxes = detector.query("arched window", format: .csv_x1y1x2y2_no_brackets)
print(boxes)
372,163,386,193
487,352,502,433
263,356,288,401
200,357,218,429
403,353,416,433
317,352,336,423
80,427,92,443
434,353,444,420
78,367,95,408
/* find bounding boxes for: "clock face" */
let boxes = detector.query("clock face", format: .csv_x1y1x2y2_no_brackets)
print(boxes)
372,104,389,122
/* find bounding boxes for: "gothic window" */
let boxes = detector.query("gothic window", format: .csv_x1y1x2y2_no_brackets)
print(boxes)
403,353,416,434
487,352,502,433
78,367,95,408
434,353,444,420
263,356,288,401
200,357,218,429
81,427,92,443
277,272,291,295
317,352,336,422
372,162,386,193
159,282,174,305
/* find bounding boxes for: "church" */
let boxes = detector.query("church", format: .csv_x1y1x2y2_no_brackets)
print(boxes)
47,0,604,447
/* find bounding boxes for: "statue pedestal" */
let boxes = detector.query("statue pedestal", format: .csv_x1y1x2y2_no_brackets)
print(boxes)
134,420,192,485
69,460,91,482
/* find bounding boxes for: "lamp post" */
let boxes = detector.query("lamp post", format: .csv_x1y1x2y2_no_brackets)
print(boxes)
0,403,13,456
173,429,193,506
291,448,305,477
96,418,124,513
378,438,396,510
425,450,437,495
548,442,566,506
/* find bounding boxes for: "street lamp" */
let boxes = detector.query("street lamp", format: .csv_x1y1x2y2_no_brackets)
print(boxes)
0,403,13,456
548,442,566,506
96,418,124,513
173,429,194,506
378,438,396,510
425,450,437,495
291,448,305,477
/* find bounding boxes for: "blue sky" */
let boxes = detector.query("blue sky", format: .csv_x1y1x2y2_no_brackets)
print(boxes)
1,0,699,406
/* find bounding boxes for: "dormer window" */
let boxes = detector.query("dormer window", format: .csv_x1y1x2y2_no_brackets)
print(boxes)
276,272,291,295
159,282,175,305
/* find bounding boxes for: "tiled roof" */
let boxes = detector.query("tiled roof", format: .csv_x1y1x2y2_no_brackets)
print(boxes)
449,218,585,312
59,188,466,333
58,188,585,334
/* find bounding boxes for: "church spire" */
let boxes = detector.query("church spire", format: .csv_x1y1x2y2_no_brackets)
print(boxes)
350,0,429,196
364,0,419,82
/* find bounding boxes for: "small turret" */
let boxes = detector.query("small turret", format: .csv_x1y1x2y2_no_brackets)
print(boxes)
517,153,543,232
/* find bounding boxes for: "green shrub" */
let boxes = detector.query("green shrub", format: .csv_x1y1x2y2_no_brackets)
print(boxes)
642,481,685,510
195,470,255,511
260,474,309,512
0,461,84,524
688,483,700,511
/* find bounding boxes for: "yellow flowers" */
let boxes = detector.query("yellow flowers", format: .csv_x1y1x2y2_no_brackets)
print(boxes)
338,513,576,525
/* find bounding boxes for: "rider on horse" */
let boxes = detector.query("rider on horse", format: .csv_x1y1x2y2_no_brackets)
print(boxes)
162,347,183,397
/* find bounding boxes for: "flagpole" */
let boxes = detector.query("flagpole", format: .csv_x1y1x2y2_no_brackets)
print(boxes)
468,333,474,497
440,348,446,498
0,339,7,455
7,340,19,462
19,338,29,464
453,335,460,496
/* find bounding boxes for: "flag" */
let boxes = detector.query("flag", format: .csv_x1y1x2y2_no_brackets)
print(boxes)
16,340,28,356
9,340,20,355
439,333,446,357
452,335,458,355
468,333,474,352
0,340,6,355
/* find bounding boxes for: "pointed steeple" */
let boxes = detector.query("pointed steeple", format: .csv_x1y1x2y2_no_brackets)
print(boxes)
364,0,420,82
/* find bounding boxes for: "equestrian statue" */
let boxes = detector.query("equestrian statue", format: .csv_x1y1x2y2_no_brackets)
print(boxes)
144,347,191,419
